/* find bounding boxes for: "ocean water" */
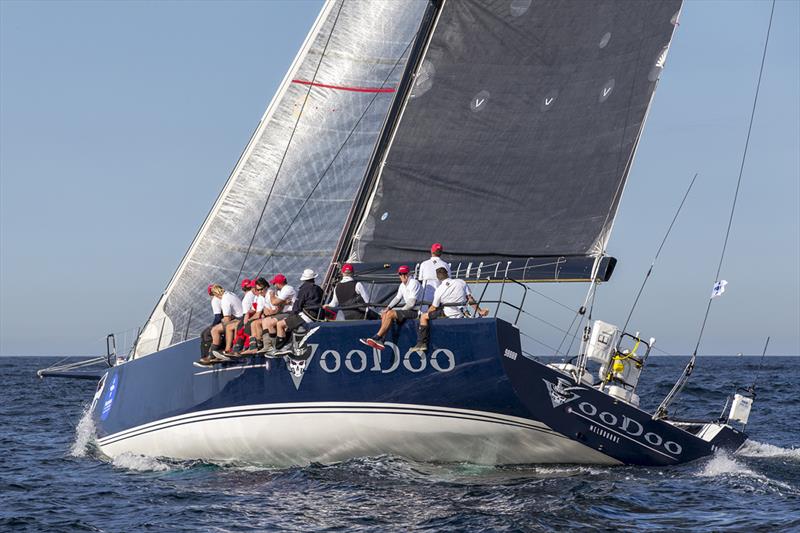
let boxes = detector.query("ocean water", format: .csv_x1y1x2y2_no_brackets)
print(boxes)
1,356,798,532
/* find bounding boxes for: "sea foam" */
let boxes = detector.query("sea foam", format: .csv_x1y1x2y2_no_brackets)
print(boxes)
736,439,800,460
111,452,172,472
70,406,96,458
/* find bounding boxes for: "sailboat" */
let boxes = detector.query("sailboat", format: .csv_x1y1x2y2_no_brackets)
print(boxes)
85,0,753,467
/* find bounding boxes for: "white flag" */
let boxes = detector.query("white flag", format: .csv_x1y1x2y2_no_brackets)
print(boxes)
711,280,728,298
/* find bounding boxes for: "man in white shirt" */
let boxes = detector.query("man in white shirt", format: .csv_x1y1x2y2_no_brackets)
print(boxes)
254,273,296,353
418,242,450,310
411,267,488,352
236,277,269,353
198,283,223,364
359,265,421,350
216,288,245,357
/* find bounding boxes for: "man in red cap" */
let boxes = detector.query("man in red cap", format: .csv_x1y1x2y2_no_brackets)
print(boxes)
418,243,450,310
359,265,421,350
250,273,296,353
324,263,377,320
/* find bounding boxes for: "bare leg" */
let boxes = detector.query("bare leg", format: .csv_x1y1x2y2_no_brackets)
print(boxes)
419,312,430,327
376,310,397,338
224,320,239,352
276,319,287,338
251,319,263,339
211,323,225,345
265,317,278,334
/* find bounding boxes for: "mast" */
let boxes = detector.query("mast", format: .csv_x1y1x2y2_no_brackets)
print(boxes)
325,0,443,292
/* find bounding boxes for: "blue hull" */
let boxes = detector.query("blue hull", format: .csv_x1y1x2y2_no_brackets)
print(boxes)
89,318,745,466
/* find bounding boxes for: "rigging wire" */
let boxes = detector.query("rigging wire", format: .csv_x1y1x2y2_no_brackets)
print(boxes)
253,30,421,279
621,172,699,335
656,0,776,419
750,335,770,393
234,0,347,285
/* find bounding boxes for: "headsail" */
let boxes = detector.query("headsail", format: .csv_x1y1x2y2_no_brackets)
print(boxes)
134,0,429,357
350,0,682,265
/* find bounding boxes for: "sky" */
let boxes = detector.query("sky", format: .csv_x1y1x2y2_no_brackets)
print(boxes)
1,0,798,357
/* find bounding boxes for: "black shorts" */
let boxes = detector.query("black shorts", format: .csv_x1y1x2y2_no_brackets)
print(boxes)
393,309,418,324
428,308,445,320
284,314,307,331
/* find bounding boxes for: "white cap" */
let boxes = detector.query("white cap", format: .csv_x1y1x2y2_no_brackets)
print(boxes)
300,268,316,281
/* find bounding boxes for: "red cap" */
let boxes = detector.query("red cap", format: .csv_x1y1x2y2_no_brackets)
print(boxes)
240,278,252,290
270,274,287,285
341,263,354,273
431,242,443,254
397,265,410,274
207,284,214,295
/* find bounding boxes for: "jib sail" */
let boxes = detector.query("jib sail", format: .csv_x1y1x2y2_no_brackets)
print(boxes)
134,0,429,357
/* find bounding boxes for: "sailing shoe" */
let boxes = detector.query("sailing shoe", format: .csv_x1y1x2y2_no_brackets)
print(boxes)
366,337,385,350
197,357,216,366
211,350,231,361
410,343,427,353
274,344,294,356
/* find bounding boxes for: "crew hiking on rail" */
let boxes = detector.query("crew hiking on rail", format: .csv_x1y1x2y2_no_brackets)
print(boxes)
196,243,489,365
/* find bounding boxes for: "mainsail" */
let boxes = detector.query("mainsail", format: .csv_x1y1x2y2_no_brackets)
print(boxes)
134,0,429,357
350,0,682,265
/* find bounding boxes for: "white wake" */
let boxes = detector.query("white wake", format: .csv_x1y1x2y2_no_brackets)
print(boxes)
735,439,800,460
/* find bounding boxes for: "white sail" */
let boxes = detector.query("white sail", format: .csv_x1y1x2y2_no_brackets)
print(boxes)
134,0,428,357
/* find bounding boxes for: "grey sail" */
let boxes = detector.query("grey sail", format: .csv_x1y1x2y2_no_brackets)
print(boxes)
134,0,429,357
351,0,682,266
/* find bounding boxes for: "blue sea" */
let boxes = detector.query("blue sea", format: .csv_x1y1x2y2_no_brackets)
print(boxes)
1,356,798,532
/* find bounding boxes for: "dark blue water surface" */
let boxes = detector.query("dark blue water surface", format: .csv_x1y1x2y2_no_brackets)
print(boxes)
1,356,798,532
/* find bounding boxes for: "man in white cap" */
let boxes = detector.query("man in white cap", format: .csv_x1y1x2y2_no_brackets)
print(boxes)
274,268,324,354
418,242,450,310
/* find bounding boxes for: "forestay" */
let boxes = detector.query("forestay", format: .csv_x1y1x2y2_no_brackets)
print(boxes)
351,0,682,265
134,0,428,357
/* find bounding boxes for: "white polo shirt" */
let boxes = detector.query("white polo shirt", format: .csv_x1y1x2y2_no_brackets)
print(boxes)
387,278,422,310
418,255,451,305
242,290,256,313
432,278,471,318
271,285,296,311
220,291,244,318
211,296,222,315
255,294,273,314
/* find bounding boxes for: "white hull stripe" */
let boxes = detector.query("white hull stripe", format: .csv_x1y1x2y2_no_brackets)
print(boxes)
98,403,564,447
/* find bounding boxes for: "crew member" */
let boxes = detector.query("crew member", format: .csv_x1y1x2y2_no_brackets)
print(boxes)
411,267,488,353
212,286,244,358
359,265,420,350
418,242,450,310
274,268,324,354
324,263,377,320
198,283,223,365
253,273,296,353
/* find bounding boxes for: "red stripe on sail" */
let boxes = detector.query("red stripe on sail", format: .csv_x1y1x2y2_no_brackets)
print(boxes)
292,79,395,93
